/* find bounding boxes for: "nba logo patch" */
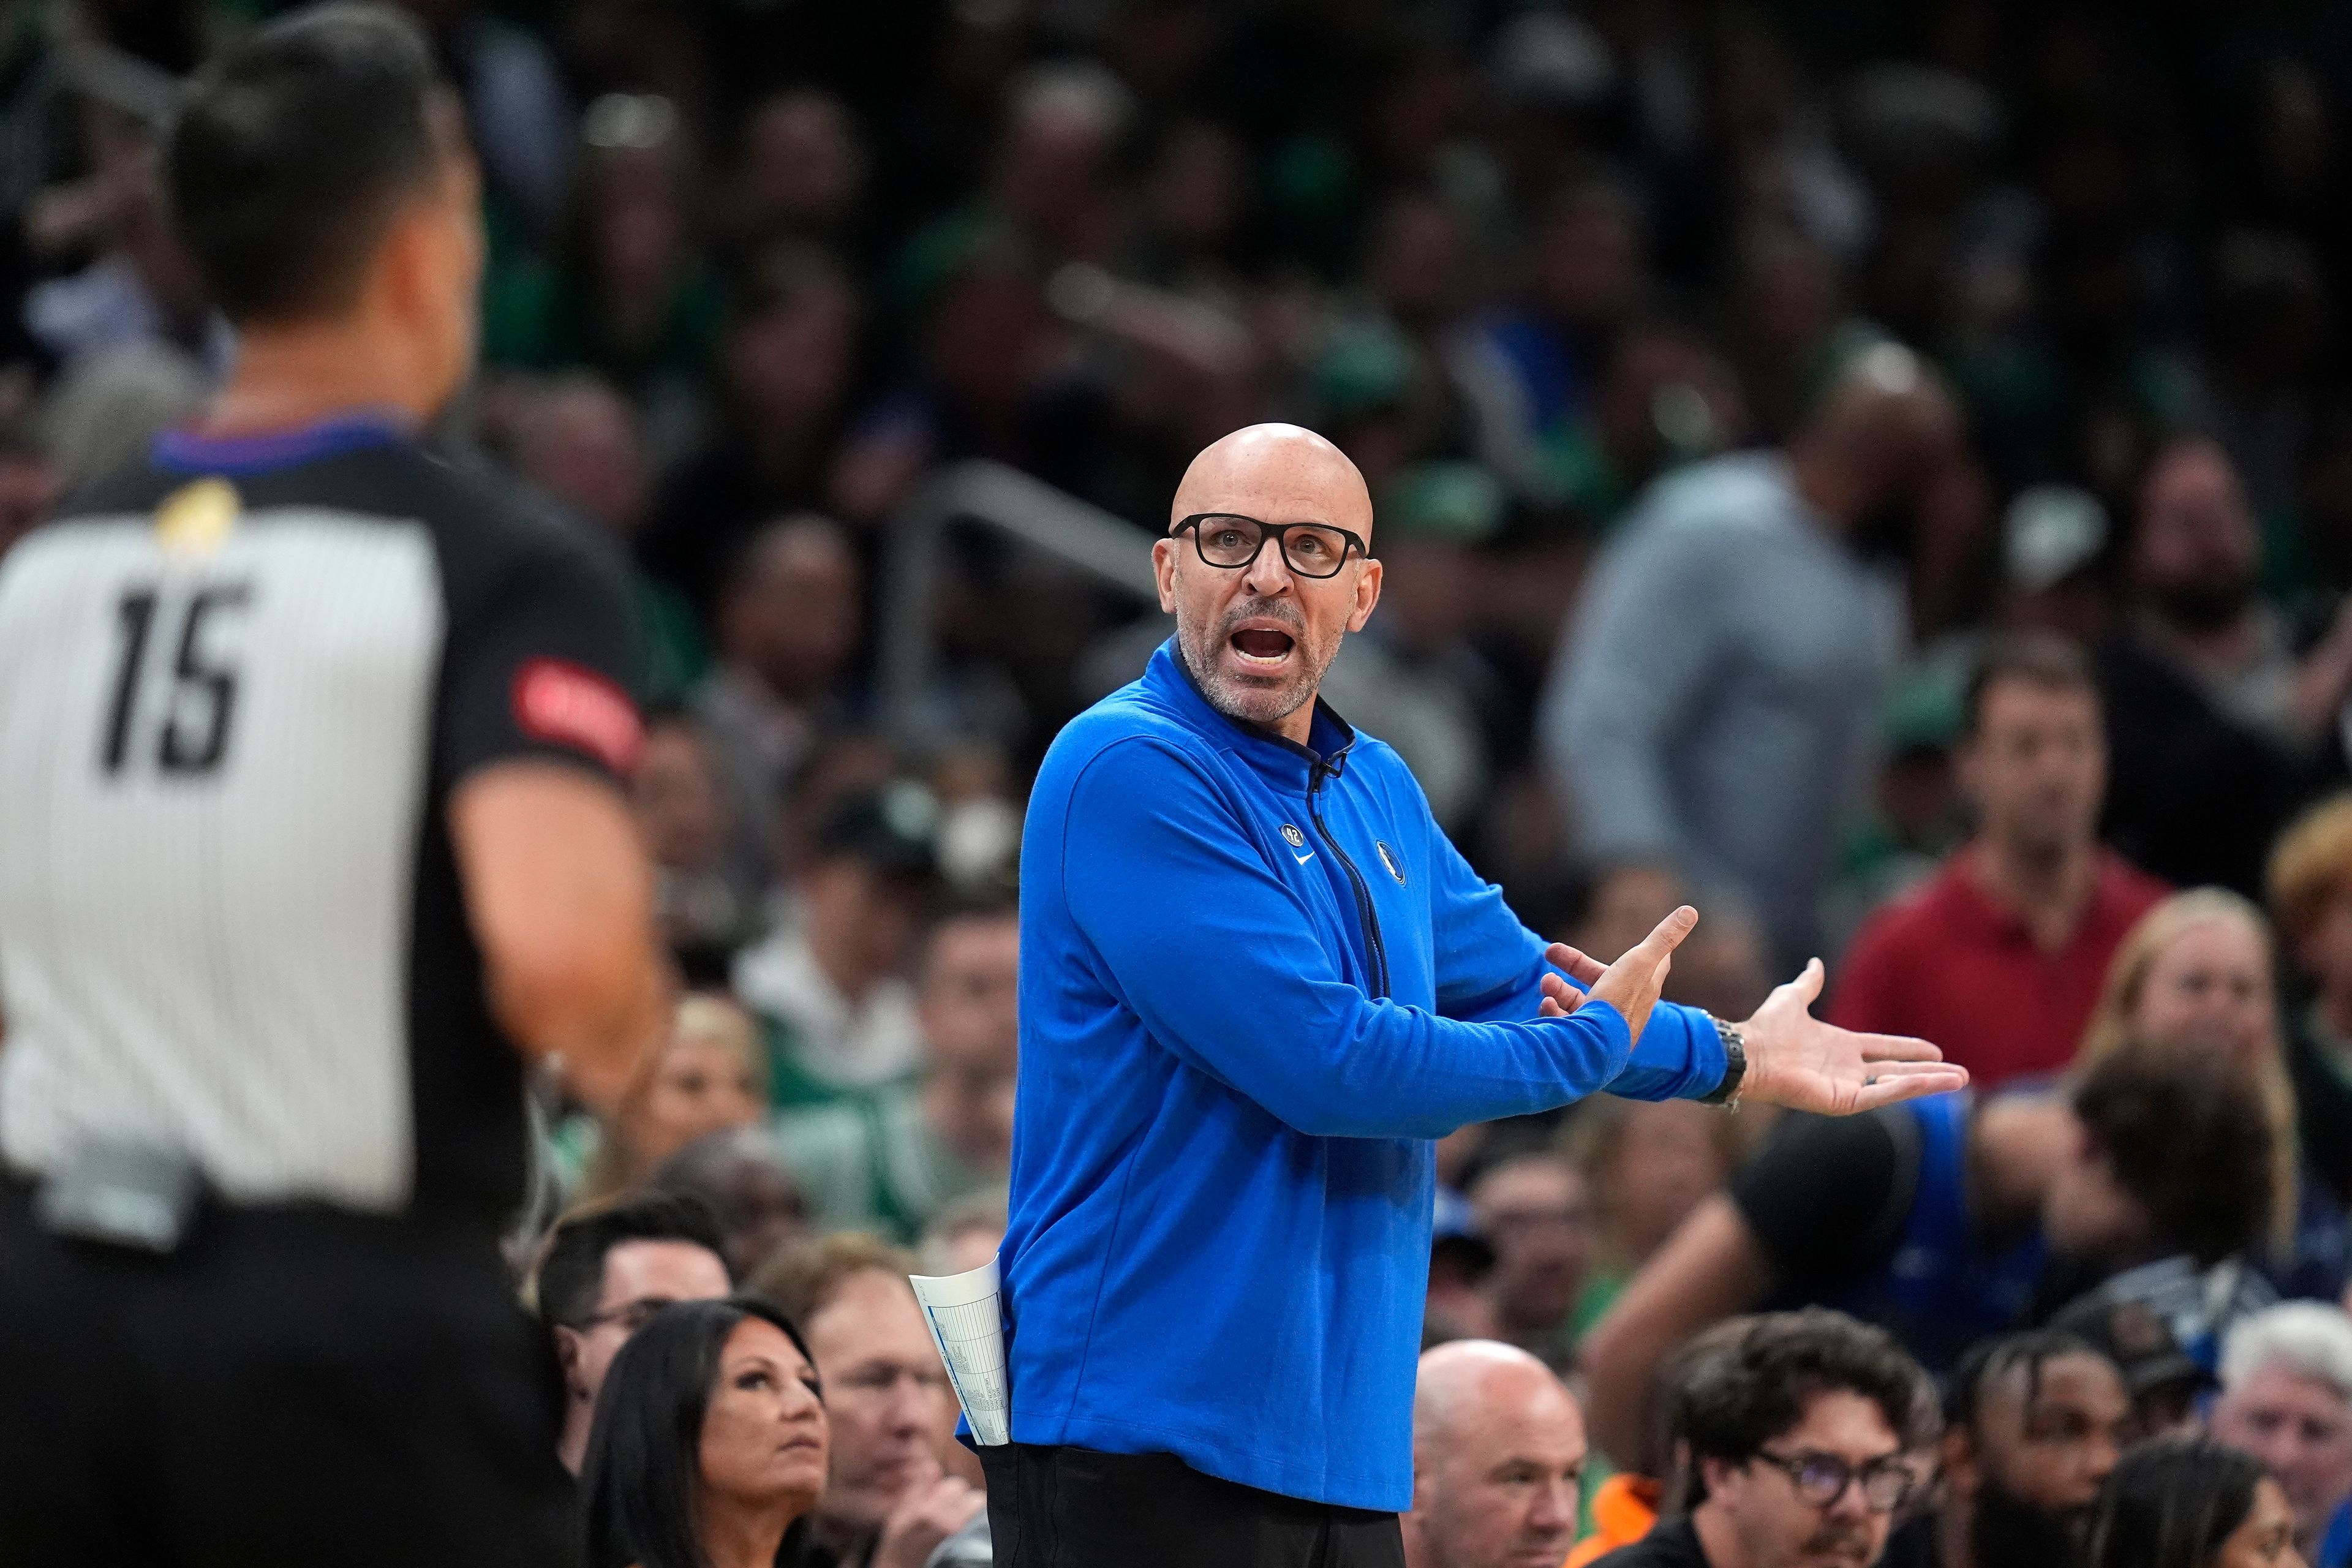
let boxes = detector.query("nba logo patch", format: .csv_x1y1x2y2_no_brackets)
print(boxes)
1376,842,1406,883
1280,824,1306,849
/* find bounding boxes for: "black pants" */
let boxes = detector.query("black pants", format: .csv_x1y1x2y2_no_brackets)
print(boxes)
0,1185,575,1568
980,1442,1407,1568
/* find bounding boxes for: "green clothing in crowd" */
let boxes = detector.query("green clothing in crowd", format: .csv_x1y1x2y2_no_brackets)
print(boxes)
772,1086,1000,1244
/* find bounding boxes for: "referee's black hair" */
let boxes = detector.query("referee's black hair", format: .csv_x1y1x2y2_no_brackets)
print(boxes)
535,1191,731,1330
164,2,453,326
581,1295,821,1568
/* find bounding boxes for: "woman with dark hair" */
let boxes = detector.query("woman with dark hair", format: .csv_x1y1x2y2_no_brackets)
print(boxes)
583,1295,829,1568
2090,1438,2305,1568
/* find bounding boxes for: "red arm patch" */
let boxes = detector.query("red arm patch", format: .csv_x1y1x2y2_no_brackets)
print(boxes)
511,658,644,774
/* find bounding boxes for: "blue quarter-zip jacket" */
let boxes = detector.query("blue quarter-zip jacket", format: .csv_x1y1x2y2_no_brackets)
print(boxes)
999,642,1730,1510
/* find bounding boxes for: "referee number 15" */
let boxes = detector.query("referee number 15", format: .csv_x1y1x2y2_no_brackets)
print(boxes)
100,582,254,778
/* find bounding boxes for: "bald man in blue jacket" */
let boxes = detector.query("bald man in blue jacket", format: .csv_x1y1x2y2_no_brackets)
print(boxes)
982,424,1968,1567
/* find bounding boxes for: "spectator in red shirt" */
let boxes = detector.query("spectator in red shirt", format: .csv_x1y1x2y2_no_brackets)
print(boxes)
1832,633,2168,1087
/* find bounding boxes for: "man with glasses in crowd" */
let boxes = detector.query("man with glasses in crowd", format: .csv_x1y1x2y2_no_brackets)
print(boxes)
1594,1310,1940,1568
532,1193,733,1474
989,423,1967,1566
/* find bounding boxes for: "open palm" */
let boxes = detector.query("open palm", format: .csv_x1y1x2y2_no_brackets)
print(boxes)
1737,959,1969,1113
1538,916,1967,1115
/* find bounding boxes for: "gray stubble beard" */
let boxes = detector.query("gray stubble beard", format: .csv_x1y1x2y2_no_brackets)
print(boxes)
1172,597,1337,731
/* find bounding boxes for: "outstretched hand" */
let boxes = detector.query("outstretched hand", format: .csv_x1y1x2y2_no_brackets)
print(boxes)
1733,957,1969,1113
1536,926,1969,1115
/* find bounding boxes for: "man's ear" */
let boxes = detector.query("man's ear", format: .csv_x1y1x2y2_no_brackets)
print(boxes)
1347,556,1383,633
371,198,438,332
1406,1447,1436,1518
1152,537,1180,614
554,1324,589,1398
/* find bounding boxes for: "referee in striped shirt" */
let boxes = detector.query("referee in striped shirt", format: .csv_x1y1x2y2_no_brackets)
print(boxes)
0,9,666,1564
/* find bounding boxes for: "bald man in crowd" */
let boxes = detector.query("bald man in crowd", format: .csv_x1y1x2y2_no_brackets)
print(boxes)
1543,345,1978,971
984,422,1964,1566
1406,1341,1589,1568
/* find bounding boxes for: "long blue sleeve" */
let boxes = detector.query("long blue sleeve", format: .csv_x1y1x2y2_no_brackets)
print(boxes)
1063,737,1714,1136
1000,641,1722,1512
1420,801,1724,1102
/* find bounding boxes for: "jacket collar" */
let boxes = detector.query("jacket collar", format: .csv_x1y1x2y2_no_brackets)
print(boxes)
1145,638,1357,792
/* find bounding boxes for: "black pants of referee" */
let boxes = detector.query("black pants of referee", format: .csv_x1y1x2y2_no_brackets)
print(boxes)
980,1442,1408,1568
0,1183,575,1568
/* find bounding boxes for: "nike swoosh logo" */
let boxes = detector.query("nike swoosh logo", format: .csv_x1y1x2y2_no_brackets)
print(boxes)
1292,851,1315,865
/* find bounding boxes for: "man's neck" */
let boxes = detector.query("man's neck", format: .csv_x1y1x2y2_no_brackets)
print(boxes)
2140,603,2261,676
557,1401,591,1476
199,320,433,436
1172,636,1320,748
1691,1501,1753,1568
1789,441,1858,535
1938,1496,1977,1568
1967,837,2098,952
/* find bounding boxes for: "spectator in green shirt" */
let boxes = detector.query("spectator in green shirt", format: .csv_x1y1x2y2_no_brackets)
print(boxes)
774,900,1017,1240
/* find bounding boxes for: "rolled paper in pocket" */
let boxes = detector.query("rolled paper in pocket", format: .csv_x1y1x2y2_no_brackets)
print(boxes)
910,1256,1011,1445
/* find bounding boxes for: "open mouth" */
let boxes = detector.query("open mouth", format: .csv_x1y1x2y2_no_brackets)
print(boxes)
1229,627,1297,665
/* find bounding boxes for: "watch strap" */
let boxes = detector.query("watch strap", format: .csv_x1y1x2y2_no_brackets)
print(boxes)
1699,1014,1746,1109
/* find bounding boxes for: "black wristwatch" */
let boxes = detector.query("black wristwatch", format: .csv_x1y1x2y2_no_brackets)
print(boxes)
1700,1014,1746,1109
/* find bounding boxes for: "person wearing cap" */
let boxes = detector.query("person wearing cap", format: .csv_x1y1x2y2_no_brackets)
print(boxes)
1360,459,1512,826
1997,484,2113,646
2049,1294,2211,1438
693,513,865,903
1831,631,2168,1088
732,780,941,1107
992,423,1965,1567
2211,1302,2352,1568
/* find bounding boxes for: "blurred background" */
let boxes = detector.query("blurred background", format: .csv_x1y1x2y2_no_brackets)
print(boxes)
23,0,2352,1511
15,0,2352,946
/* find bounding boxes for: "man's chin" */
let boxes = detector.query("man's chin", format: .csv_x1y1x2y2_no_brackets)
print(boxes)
1796,1531,1877,1568
1204,673,1310,728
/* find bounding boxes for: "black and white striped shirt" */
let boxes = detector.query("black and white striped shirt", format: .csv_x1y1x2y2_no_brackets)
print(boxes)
0,415,640,1228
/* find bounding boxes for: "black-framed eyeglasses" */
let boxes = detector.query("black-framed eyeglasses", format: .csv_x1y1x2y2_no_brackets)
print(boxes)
574,1295,681,1335
1172,513,1369,579
1751,1449,1917,1513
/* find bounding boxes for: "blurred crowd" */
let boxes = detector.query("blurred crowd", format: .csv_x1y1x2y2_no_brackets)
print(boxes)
22,0,2352,1564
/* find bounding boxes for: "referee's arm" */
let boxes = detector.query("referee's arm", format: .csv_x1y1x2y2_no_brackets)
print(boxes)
443,527,668,1114
453,764,665,1112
